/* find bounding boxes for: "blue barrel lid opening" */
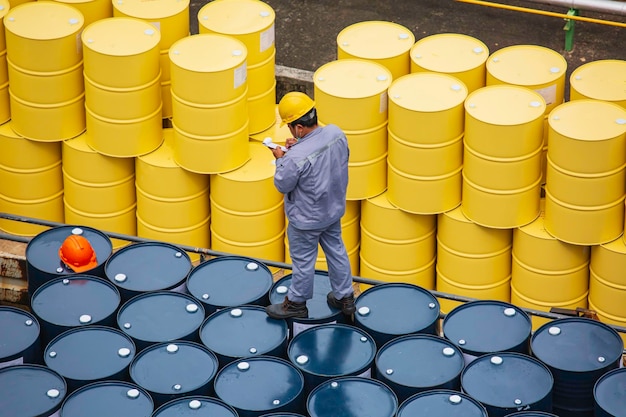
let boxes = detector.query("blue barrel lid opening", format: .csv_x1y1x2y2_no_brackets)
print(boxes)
152,395,238,417
0,306,40,362
269,271,340,321
0,364,67,417
398,389,488,417
60,380,154,417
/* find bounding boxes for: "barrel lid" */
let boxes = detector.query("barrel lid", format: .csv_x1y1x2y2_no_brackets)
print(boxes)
314,59,392,98
0,306,40,361
516,199,554,240
130,341,218,395
45,326,135,382
169,34,247,73
217,142,276,182
105,242,192,293
442,300,531,357
337,21,415,59
197,0,275,34
82,17,160,56
113,0,190,19
355,283,439,338
289,324,375,377
63,132,97,154
531,317,624,372
31,275,120,328
200,305,288,360
153,396,238,417
487,44,567,86
61,380,154,417
0,364,67,416
137,128,176,167
0,0,8,20
26,225,112,274
598,235,626,255
411,33,489,73
570,59,626,102
118,291,205,344
594,367,626,417
465,85,546,126
187,256,273,310
548,99,626,141
504,412,559,417
307,376,398,417
5,1,84,40
389,72,468,113
214,356,304,414
442,205,473,224
0,121,21,140
461,352,553,410
375,334,464,389
259,413,306,417
269,271,340,320
398,389,487,417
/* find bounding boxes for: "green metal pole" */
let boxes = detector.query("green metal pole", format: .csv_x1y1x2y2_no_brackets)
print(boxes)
563,8,579,51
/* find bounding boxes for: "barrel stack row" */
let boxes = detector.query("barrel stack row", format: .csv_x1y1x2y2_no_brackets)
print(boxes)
1,224,625,417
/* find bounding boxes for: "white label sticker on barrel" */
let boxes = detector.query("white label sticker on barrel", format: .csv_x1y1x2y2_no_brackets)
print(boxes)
260,23,275,53
234,62,247,90
534,84,557,107
0,356,23,370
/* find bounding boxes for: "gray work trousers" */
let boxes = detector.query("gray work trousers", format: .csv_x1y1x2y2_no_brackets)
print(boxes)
286,219,353,303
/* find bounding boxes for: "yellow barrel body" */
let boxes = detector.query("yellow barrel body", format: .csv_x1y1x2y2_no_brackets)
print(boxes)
53,0,113,27
314,59,392,200
410,33,489,93
570,59,626,109
337,20,415,80
0,1,18,123
0,191,64,236
589,237,626,319
64,199,136,249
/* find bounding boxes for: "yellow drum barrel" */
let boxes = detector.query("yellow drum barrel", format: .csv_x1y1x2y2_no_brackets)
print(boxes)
169,33,250,174
198,0,276,134
544,99,626,245
436,206,513,313
0,0,11,124
54,0,113,27
314,59,392,200
359,191,436,289
387,72,467,214
337,20,415,80
588,237,626,322
462,85,545,228
570,59,626,109
5,1,85,141
410,33,489,93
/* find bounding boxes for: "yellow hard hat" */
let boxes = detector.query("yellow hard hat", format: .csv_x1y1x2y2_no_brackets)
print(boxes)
278,92,315,127
59,234,98,273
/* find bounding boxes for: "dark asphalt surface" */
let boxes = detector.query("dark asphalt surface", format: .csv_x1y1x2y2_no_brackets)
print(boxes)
189,0,625,100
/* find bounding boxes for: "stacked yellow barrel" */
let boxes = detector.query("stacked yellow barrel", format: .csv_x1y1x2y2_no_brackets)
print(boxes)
570,59,626,109
314,59,392,200
5,1,86,141
169,33,250,174
198,0,276,135
113,0,190,119
52,0,113,27
386,72,467,214
135,128,210,262
0,0,10,124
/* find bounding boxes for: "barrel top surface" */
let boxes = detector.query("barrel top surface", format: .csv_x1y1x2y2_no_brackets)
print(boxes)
0,121,21,140
411,33,489,72
200,305,288,359
82,17,161,56
376,334,465,388
214,356,304,412
105,242,192,293
0,306,40,359
153,396,238,417
337,20,415,58
32,275,120,327
598,235,626,255
5,1,84,40
63,132,98,154
314,59,393,98
0,365,67,417
187,256,273,309
397,390,487,417
570,59,626,102
169,33,247,72
288,324,376,377
355,283,440,336
486,44,567,85
465,84,546,126
137,129,177,167
389,72,468,113
441,204,474,224
307,376,398,417
0,1,8,20
198,0,275,34
45,326,136,381
594,368,626,417
130,341,218,394
118,291,205,343
548,99,626,141
461,353,554,408
113,0,190,19
61,381,154,417
365,190,397,210
531,318,624,371
442,300,531,356
270,272,341,320
217,142,276,181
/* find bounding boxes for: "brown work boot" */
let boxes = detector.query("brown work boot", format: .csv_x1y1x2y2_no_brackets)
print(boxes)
266,296,308,319
327,292,356,316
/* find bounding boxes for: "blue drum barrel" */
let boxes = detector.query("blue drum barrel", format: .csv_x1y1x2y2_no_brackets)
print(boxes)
593,367,626,417
60,380,154,417
0,306,41,366
151,396,238,417
504,412,559,417
0,364,67,417
397,389,488,417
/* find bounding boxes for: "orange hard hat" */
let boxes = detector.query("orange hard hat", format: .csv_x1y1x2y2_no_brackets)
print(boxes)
59,234,98,273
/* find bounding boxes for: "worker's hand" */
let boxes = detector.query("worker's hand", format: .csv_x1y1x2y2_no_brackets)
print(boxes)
271,147,285,159
285,138,298,148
